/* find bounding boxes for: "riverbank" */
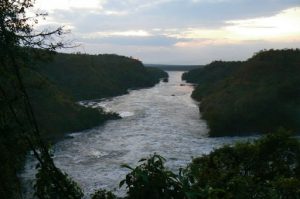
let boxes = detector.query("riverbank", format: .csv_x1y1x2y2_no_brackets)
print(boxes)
183,49,300,136
27,53,168,141
2,52,168,198
21,72,257,198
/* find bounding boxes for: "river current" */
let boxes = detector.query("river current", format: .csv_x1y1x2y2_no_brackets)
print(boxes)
22,71,256,197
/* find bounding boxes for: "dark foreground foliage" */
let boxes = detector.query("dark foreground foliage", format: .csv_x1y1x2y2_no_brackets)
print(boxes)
183,49,300,136
187,130,300,198
0,0,89,198
0,0,167,198
2,53,167,198
93,130,300,199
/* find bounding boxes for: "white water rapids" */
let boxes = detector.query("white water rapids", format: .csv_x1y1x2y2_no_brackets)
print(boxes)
21,71,256,197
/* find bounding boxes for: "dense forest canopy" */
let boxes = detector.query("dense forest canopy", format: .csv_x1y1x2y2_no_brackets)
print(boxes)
35,53,168,101
183,49,300,136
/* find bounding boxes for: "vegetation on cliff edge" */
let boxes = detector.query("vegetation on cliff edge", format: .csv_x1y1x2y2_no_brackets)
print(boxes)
183,49,300,136
93,130,300,199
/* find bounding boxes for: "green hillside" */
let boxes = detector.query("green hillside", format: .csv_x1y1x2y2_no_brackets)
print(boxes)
182,61,242,100
23,68,119,141
183,49,300,136
0,51,167,198
35,53,168,101
26,52,168,140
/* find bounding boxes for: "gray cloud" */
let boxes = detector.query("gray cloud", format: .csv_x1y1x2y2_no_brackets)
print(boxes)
49,0,300,33
79,35,184,46
67,39,300,65
43,0,300,64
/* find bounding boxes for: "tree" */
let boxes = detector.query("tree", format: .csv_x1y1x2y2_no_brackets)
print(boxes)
119,154,186,199
0,0,82,198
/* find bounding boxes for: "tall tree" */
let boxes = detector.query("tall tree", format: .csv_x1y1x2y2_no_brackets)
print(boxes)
0,0,82,198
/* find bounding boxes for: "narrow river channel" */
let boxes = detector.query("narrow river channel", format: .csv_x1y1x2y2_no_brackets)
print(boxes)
22,71,256,197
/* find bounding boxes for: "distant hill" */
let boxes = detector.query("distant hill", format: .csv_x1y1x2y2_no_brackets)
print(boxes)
36,54,168,101
145,64,203,71
183,49,300,136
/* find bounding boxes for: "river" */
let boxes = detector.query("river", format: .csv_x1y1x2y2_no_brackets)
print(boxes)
21,71,256,197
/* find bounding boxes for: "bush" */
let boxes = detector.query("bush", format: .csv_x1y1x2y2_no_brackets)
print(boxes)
93,130,300,199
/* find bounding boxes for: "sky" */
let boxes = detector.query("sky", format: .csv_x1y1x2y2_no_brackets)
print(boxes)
34,0,300,64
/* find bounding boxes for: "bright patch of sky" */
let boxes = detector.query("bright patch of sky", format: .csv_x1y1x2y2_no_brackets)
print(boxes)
35,0,105,11
34,0,300,64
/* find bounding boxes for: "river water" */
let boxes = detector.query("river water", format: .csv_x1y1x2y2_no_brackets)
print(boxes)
22,71,256,197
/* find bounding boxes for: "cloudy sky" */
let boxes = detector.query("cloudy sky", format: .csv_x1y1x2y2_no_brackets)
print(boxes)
34,0,300,64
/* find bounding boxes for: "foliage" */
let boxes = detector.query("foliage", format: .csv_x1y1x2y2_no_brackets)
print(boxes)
35,53,168,101
146,67,169,83
182,61,242,100
4,1,300,199
0,2,167,198
23,66,120,141
34,155,84,199
183,49,300,136
186,129,300,198
120,154,185,199
91,189,117,199
22,52,167,141
0,0,85,198
92,130,300,199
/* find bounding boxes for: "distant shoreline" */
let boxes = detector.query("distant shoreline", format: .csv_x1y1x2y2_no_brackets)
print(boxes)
144,64,204,71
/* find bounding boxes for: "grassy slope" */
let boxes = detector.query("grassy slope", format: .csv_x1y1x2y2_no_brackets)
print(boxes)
183,49,300,136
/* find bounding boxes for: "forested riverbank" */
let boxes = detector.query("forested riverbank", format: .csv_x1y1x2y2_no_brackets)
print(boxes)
1,49,167,197
28,52,168,140
183,49,300,136
35,53,168,101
